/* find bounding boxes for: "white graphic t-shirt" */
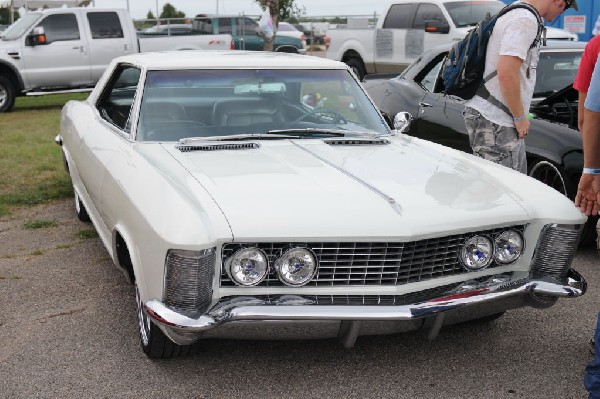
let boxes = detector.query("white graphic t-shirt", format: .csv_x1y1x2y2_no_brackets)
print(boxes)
466,8,541,127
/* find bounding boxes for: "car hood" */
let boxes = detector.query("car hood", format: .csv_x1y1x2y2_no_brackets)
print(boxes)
157,137,535,241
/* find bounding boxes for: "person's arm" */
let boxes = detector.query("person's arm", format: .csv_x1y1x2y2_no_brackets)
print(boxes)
578,91,587,133
497,54,529,139
576,108,600,216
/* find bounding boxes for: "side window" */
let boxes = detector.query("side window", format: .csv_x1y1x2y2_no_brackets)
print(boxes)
416,55,446,92
412,4,447,30
97,65,141,133
36,14,80,43
87,12,124,39
382,4,415,29
217,18,232,34
242,17,258,34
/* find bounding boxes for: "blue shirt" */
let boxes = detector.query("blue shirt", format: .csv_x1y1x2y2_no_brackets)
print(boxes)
585,53,600,112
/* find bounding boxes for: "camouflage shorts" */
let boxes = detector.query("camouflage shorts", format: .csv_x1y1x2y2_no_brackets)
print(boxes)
463,107,527,174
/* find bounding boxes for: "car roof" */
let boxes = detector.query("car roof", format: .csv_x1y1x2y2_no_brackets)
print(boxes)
115,50,348,70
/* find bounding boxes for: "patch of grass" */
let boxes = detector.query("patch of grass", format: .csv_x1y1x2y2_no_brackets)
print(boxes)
77,229,98,239
0,93,87,218
23,219,58,229
0,275,23,280
55,243,73,250
29,249,45,256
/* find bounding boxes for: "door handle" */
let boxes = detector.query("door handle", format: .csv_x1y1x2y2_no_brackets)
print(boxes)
419,102,433,108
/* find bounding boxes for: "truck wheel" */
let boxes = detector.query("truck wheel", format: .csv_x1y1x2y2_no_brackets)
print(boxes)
345,57,366,81
0,75,16,113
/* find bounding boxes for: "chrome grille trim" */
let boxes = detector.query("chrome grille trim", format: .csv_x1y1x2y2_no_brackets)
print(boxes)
164,248,216,317
218,274,511,305
177,142,259,152
324,138,391,146
220,226,524,287
531,224,582,278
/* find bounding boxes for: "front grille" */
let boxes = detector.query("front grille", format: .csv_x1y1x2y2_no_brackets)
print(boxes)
164,249,215,317
531,224,581,278
220,226,524,287
217,274,512,305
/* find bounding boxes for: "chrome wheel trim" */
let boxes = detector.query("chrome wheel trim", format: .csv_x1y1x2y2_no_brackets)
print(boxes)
135,284,151,347
74,192,82,214
528,161,568,196
0,85,7,108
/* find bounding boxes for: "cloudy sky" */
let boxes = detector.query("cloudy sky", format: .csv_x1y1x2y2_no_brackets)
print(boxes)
92,0,391,19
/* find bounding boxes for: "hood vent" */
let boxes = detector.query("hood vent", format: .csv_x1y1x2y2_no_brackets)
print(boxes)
324,138,391,146
177,142,260,152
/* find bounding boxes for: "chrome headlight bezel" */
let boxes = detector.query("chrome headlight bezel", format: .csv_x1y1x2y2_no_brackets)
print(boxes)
459,235,494,271
226,247,269,286
493,230,524,264
274,247,318,286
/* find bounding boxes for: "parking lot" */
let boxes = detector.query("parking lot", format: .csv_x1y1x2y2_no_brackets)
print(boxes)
0,198,598,398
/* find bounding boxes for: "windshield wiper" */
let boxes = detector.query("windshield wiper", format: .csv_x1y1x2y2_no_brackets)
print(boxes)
268,128,382,138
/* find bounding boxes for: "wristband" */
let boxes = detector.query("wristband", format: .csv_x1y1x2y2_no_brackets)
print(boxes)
583,168,600,175
513,114,526,122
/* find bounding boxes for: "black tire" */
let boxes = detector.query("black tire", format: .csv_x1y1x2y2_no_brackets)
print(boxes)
345,57,366,81
135,283,199,359
0,75,16,113
74,191,91,222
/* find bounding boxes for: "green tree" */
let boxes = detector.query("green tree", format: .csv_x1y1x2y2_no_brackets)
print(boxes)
256,0,304,51
146,10,155,20
160,3,185,19
0,7,19,25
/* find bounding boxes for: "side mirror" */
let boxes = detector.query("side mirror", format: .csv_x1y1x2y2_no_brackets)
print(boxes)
26,26,47,46
424,20,450,34
393,111,413,133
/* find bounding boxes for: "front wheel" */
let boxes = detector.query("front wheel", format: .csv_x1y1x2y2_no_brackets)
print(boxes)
528,160,571,197
528,159,597,246
0,75,16,113
74,191,91,222
135,283,199,359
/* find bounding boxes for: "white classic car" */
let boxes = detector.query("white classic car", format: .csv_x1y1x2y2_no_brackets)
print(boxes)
56,51,587,359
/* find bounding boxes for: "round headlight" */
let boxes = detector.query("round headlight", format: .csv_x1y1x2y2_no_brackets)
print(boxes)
460,236,493,271
227,248,269,286
494,230,524,264
275,247,317,286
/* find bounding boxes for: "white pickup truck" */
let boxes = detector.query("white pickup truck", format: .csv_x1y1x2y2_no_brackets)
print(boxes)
326,0,578,80
0,8,233,112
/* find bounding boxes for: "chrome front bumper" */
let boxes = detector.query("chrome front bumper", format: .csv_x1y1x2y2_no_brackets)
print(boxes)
145,270,586,345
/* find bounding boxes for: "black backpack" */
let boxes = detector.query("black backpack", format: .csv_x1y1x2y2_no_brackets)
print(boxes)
441,2,545,101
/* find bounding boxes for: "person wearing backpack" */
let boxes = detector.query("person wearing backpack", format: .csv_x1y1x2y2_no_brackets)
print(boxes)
462,0,577,174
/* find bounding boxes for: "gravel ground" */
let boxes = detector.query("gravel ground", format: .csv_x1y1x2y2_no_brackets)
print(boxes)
0,199,598,398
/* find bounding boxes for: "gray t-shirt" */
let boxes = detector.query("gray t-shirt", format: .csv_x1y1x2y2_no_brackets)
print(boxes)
466,8,541,127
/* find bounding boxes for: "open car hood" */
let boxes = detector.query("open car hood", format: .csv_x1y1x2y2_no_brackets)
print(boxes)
533,83,578,108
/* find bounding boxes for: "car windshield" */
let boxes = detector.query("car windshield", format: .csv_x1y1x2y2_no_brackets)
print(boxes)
1,13,42,40
444,1,504,28
136,69,390,141
534,50,582,96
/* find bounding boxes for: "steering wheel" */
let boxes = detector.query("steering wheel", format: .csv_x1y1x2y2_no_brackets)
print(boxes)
295,108,347,124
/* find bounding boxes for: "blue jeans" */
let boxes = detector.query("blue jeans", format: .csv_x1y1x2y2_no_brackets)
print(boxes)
585,312,600,398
